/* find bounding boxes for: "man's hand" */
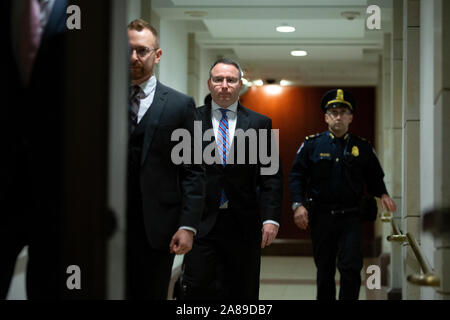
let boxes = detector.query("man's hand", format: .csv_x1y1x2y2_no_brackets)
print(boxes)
293,205,309,230
261,223,279,248
169,229,194,255
380,194,397,213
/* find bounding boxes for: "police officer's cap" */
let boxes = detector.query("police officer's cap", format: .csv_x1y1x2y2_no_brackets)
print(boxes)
320,88,356,113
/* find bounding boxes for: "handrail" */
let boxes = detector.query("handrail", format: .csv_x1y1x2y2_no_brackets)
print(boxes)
385,216,407,243
381,211,392,222
405,233,440,287
406,233,432,274
382,212,440,287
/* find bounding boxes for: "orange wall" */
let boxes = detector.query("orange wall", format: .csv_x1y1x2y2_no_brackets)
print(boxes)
240,86,376,239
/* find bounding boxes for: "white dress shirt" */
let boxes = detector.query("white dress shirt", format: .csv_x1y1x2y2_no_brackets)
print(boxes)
134,75,157,123
211,99,238,154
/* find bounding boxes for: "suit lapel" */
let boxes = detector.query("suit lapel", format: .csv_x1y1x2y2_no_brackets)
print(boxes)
140,81,168,165
199,104,214,142
232,103,250,155
41,0,68,40
236,103,250,132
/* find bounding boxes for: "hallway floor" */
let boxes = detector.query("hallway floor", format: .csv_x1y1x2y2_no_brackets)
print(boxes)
259,256,388,300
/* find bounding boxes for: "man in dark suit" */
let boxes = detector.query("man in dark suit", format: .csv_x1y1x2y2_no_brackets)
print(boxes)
180,58,283,300
0,0,68,299
126,19,205,300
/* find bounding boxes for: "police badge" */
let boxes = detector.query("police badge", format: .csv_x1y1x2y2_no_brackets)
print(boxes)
351,146,359,157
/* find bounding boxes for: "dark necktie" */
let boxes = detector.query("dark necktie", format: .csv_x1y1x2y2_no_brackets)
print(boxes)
129,85,143,133
18,0,42,86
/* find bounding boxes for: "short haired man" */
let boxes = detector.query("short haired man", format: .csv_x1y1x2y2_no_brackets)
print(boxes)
126,19,205,299
289,89,396,300
180,58,283,300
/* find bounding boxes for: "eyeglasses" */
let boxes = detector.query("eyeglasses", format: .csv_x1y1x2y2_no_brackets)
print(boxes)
130,46,157,58
210,76,240,85
327,110,351,118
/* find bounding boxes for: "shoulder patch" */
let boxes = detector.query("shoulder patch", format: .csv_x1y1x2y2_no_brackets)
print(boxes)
305,133,319,141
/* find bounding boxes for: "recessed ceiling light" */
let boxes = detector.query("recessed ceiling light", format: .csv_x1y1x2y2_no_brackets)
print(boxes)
184,11,207,17
242,78,249,85
276,24,295,33
341,11,360,20
264,85,282,95
280,80,292,86
291,50,308,57
253,79,264,86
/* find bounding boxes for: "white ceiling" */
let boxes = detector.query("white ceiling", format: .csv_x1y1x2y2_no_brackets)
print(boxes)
152,0,393,86
203,19,366,39
170,0,370,7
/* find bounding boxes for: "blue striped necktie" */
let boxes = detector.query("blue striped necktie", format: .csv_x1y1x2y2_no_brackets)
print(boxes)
218,108,230,207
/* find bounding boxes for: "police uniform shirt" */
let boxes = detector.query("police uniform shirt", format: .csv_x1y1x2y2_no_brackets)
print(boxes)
289,131,388,207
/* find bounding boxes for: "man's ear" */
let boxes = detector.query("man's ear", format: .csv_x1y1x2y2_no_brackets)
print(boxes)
154,48,162,64
348,113,354,124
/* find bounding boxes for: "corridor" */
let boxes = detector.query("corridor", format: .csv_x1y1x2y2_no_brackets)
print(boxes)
259,256,387,300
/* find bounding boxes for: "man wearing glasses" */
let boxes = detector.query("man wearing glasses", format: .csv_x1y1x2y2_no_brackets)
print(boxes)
126,19,205,299
289,89,396,300
180,58,283,300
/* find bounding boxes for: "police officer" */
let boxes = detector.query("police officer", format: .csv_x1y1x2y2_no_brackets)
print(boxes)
289,88,396,300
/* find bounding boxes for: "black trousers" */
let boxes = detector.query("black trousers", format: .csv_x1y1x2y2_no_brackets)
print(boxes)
0,214,64,300
181,209,261,300
310,210,363,300
0,150,64,300
126,206,175,300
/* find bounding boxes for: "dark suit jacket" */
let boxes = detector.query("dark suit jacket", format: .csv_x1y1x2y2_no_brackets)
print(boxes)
0,0,68,299
196,102,283,239
1,0,67,222
129,81,205,251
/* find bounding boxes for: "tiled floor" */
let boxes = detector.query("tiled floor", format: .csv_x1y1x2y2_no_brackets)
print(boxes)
8,251,387,300
259,256,387,300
